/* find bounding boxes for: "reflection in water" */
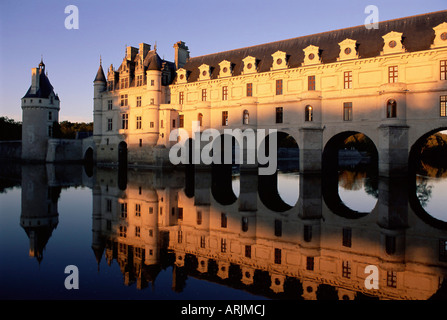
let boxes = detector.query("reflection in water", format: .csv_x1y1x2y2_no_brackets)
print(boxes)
1,161,447,300
415,161,447,222
338,169,378,213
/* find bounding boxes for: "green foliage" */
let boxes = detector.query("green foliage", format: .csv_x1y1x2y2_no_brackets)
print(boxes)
0,117,22,140
52,120,93,139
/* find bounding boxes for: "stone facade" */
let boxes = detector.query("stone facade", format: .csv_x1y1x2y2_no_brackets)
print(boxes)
94,11,447,176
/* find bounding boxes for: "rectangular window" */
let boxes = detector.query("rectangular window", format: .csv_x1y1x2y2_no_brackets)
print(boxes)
221,238,227,253
441,96,447,117
344,71,352,89
135,204,141,216
136,75,143,87
139,139,142,147
119,225,127,238
388,66,398,83
276,79,283,95
160,120,164,128
178,207,183,220
303,225,312,242
179,92,184,104
136,116,142,129
107,81,114,91
274,219,282,237
274,248,281,264
342,228,352,247
48,111,52,121
107,118,113,131
120,203,127,218
308,75,316,91
342,261,351,278
245,245,251,258
222,86,228,100
197,211,202,225
306,257,314,271
441,60,447,80
387,271,397,288
135,226,140,237
151,79,155,86
179,115,184,128
120,94,128,107
178,230,182,243
200,236,206,248
172,119,176,128
221,213,227,228
107,100,113,110
136,96,142,107
121,113,128,129
120,77,129,89
150,122,154,128
276,107,283,124
106,199,112,212
343,102,353,121
246,83,253,97
222,111,228,126
48,125,53,137
202,89,207,101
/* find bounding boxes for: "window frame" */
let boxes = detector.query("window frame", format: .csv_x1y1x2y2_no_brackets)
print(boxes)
343,102,353,121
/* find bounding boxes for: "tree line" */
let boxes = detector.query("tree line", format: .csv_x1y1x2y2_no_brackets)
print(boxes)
0,117,93,140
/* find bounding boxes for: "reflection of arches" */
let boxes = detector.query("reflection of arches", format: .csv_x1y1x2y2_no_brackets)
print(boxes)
258,131,299,212
322,131,378,218
211,134,238,205
408,127,447,229
84,147,93,163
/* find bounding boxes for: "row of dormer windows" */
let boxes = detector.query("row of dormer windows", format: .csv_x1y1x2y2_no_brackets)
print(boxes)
177,61,447,104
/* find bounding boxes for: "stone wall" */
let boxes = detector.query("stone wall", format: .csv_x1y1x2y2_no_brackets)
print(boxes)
0,141,22,160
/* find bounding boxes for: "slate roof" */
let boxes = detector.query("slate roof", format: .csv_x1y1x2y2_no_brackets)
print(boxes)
23,69,59,100
178,10,447,84
94,65,107,82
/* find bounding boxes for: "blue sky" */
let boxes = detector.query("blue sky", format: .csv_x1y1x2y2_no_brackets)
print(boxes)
0,0,445,122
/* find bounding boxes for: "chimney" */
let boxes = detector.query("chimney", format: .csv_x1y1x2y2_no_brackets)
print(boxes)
126,46,138,61
30,67,40,94
174,41,190,69
139,43,151,60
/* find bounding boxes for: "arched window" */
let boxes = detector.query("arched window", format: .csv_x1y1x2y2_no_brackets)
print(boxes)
305,105,313,122
243,110,249,125
386,99,397,118
198,113,203,126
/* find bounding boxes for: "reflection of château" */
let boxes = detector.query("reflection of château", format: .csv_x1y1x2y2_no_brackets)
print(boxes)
92,167,447,300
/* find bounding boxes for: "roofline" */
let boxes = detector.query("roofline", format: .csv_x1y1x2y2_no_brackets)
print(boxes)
188,10,447,61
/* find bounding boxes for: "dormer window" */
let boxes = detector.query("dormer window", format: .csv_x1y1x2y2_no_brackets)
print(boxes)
242,56,257,74
136,74,144,86
176,68,187,84
199,64,211,81
219,60,232,78
271,51,287,70
381,31,405,55
107,80,114,91
338,39,358,61
302,45,321,66
431,23,447,48
120,77,129,89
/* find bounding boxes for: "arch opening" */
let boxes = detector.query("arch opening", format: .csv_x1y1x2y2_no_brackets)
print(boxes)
409,128,447,227
322,131,378,217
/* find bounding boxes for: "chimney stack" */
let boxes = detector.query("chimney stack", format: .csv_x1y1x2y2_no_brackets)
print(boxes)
173,41,190,69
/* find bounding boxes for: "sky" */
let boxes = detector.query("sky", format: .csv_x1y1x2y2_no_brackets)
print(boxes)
0,0,446,123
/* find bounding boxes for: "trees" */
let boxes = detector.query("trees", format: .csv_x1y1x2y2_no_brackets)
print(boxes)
0,117,22,140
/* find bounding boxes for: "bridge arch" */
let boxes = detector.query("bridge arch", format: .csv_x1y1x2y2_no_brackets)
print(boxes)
322,131,379,218
408,127,447,229
258,131,299,212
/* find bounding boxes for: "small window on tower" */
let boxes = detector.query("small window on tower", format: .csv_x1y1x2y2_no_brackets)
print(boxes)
48,112,52,121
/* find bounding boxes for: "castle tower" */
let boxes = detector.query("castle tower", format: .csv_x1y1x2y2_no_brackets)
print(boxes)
146,54,163,146
21,59,60,161
93,58,107,145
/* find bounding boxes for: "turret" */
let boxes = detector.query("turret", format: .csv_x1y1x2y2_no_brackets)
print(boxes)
93,58,106,141
21,59,60,161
